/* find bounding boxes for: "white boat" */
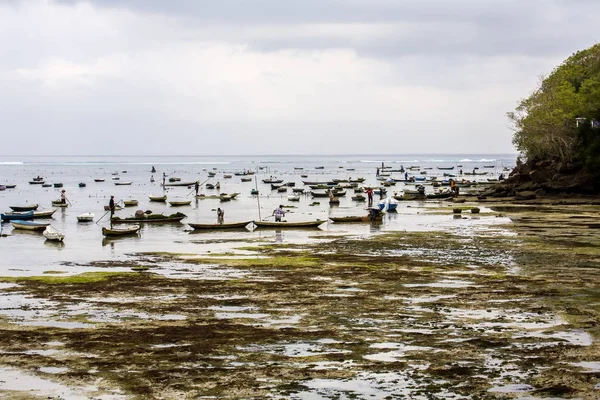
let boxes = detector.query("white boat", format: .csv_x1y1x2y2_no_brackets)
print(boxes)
43,226,65,242
287,195,300,201
77,213,95,222
169,198,192,206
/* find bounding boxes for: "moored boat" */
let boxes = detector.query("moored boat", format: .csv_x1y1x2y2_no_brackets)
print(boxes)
102,224,140,236
169,199,192,206
77,213,95,222
53,183,63,188
78,182,86,188
33,209,57,218
163,181,197,187
123,199,138,207
51,201,69,208
111,212,186,224
149,195,167,202
1,210,34,221
114,181,133,186
188,221,251,230
262,179,283,184
94,178,105,182
43,226,65,241
252,220,324,228
9,204,39,212
11,220,51,231
29,180,45,185
241,177,252,182
329,215,383,223
287,195,300,201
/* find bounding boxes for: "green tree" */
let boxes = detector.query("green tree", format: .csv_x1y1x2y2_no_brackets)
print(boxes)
508,43,600,164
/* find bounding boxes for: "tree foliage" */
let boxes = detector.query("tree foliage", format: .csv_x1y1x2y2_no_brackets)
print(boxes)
508,43,600,165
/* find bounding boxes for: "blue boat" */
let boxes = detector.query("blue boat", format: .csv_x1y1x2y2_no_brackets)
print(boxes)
1,210,34,221
378,203,398,211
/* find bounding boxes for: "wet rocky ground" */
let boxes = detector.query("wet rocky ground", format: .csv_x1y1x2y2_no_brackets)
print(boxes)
0,199,600,399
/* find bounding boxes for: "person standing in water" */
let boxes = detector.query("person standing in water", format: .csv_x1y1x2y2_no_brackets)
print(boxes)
195,181,200,196
272,205,285,222
60,190,67,204
109,195,115,219
217,207,224,224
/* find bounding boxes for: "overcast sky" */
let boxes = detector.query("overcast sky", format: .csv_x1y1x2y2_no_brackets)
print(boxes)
1,0,598,155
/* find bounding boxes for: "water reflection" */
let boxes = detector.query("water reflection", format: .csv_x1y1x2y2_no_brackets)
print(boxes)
44,240,65,250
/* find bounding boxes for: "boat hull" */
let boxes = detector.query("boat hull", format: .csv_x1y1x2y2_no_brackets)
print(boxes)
9,204,39,212
188,221,251,230
102,225,140,236
1,211,34,221
11,220,51,231
252,220,324,228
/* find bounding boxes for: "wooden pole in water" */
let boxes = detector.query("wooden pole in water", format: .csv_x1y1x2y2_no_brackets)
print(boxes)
255,176,261,221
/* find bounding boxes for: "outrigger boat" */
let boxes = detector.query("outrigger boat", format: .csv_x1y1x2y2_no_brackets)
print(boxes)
188,221,251,230
252,220,324,228
102,224,140,237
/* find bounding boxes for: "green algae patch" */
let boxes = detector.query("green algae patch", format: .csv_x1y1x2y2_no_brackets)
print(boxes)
5,272,145,285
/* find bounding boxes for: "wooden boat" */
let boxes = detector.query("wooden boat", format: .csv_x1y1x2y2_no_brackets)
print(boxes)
43,226,64,242
51,201,69,208
277,187,288,193
378,202,398,211
168,177,181,182
169,199,192,206
111,177,120,180
329,215,383,223
483,165,495,168
114,181,133,186
11,220,51,231
206,183,216,189
287,195,300,201
163,181,197,187
351,195,366,201
208,172,216,177
286,182,296,187
123,199,138,207
223,174,232,179
149,195,167,202
29,180,45,185
78,182,86,188
349,178,365,183
42,184,52,187
311,191,330,198
53,183,63,188
241,177,252,182
309,184,330,190
292,188,305,193
2,184,16,189
294,167,304,170
102,224,140,236
104,204,124,211
427,192,454,199
77,213,95,222
33,209,57,218
262,179,283,184
437,166,455,170
111,212,186,224
315,166,325,170
253,220,324,228
331,190,346,197
271,184,284,190
250,189,259,195
1,211,34,221
10,204,39,212
94,178,105,182
303,181,329,186
464,172,488,176
188,221,251,230
32,176,44,182
329,197,340,204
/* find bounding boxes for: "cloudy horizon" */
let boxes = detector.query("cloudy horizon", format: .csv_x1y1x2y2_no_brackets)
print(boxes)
1,0,598,155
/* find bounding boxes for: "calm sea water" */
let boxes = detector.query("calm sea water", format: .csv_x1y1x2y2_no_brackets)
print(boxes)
0,154,516,271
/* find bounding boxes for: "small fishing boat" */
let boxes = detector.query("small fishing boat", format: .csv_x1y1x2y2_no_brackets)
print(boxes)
223,174,232,179
43,226,65,242
32,176,44,182
29,180,45,185
188,221,251,230
53,183,63,188
11,220,51,231
250,189,259,195
351,194,366,201
111,177,120,180
252,220,324,228
51,200,69,207
102,224,140,236
42,184,52,187
1,210,34,221
114,181,133,186
483,165,495,168
271,184,284,190
123,199,138,207
294,167,304,170
149,195,167,202
168,177,182,182
311,191,330,198
331,190,346,197
33,209,57,218
301,174,308,178
329,215,383,223
262,179,283,184
94,178,105,182
285,182,296,187
104,204,124,211
2,184,16,189
9,204,39,212
77,213,95,222
292,188,305,193
241,177,252,182
437,166,455,170
315,166,325,170
277,187,288,193
287,195,300,201
111,212,186,224
78,182,86,188
208,172,216,177
206,184,216,189
378,200,398,212
163,181,197,187
169,198,192,206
